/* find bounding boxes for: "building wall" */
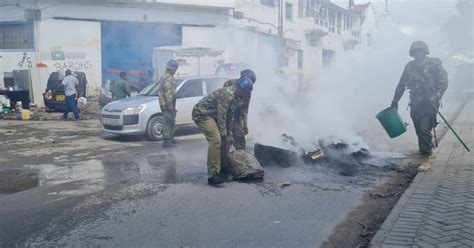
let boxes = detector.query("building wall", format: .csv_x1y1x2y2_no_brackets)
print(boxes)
0,51,37,86
1,0,376,101
0,0,229,98
38,19,102,94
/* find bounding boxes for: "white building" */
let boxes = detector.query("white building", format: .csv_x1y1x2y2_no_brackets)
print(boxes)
0,0,376,106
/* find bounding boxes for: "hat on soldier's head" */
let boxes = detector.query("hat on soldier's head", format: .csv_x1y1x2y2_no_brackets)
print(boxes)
409,41,430,57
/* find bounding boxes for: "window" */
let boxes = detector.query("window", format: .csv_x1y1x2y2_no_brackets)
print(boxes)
0,22,34,49
298,0,305,18
206,78,226,94
261,0,276,7
328,9,336,27
285,3,293,21
177,79,203,98
336,12,342,29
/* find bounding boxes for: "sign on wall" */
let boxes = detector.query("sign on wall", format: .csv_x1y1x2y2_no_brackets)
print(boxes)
51,51,65,60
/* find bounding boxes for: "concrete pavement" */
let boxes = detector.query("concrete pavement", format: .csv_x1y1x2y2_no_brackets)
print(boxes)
371,99,474,247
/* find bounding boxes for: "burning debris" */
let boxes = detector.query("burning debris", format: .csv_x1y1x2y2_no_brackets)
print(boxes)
253,134,393,177
254,143,298,168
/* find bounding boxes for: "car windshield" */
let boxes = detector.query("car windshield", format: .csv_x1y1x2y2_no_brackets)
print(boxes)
215,64,248,76
139,79,183,96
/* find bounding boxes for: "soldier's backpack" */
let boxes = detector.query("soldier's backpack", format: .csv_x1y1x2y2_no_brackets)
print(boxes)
229,150,264,180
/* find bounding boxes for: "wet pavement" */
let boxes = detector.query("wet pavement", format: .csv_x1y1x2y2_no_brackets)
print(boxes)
0,117,407,247
0,92,467,247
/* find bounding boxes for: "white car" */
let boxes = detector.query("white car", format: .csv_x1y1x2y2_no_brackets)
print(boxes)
101,75,228,140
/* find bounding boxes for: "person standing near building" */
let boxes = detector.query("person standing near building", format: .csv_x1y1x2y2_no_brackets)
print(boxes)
192,77,253,186
158,60,179,148
391,41,449,172
62,69,80,121
113,72,130,101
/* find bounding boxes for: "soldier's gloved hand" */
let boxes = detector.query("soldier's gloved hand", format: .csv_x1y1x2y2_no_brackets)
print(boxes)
243,126,249,135
391,101,398,110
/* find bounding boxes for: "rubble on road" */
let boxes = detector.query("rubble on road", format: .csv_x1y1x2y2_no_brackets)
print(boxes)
253,134,398,177
229,150,265,180
254,143,298,167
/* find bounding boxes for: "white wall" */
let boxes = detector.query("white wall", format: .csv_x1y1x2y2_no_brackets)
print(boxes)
38,19,102,94
0,51,36,87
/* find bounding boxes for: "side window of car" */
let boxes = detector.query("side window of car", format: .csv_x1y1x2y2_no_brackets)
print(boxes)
177,79,204,98
206,78,226,94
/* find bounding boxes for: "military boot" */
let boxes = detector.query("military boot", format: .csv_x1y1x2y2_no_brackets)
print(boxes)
162,139,177,148
418,152,436,172
171,138,180,145
208,173,225,186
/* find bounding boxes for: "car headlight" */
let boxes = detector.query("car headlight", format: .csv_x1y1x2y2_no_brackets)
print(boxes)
123,106,143,115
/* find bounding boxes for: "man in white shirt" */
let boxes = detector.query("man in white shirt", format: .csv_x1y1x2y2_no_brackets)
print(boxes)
61,69,80,121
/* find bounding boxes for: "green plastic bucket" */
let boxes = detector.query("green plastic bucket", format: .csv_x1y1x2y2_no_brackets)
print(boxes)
376,107,407,138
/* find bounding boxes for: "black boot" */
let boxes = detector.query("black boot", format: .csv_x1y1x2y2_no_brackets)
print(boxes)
208,174,225,186
162,139,177,148
171,138,180,144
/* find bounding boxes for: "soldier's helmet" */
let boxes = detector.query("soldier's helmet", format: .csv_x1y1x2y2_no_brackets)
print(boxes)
409,41,430,57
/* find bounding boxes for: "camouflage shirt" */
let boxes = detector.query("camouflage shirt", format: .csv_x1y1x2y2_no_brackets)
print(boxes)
192,86,238,137
223,79,251,126
393,57,449,104
158,71,177,110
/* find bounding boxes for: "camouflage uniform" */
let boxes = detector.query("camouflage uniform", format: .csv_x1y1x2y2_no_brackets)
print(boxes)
158,71,177,140
223,79,251,150
192,87,239,175
393,57,449,156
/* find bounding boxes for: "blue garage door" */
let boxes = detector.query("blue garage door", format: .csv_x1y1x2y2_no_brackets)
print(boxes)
101,21,182,85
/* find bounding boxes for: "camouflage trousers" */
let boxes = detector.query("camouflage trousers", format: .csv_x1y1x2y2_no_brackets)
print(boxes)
161,109,176,139
411,102,437,156
232,113,246,150
194,117,228,175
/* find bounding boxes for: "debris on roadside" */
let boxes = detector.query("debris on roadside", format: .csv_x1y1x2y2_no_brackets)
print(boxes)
229,150,264,180
281,182,291,188
368,191,403,199
253,133,402,177
254,143,298,167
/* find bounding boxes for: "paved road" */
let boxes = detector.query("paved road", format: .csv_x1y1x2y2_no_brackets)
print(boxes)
371,99,474,247
0,119,407,247
0,93,467,247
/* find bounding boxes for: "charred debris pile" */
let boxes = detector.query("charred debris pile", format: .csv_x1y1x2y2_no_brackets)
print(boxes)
254,134,398,177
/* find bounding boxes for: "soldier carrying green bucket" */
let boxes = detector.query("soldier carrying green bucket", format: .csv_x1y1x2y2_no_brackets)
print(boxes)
378,41,450,172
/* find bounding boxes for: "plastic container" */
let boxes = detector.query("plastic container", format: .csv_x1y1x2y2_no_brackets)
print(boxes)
21,109,30,120
376,107,407,138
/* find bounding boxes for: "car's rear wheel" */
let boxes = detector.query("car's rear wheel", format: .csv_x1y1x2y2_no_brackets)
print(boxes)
146,116,165,141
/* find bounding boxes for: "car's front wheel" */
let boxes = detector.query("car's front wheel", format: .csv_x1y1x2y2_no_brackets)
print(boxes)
146,115,165,141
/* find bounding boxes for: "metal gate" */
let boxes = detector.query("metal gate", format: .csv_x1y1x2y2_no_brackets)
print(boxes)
101,21,182,84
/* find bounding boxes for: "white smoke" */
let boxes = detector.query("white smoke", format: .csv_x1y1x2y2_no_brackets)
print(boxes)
198,0,459,152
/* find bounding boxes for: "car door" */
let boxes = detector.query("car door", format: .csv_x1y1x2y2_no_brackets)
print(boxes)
175,79,205,124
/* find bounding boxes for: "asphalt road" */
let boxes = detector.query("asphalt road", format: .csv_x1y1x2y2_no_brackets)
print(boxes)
0,119,400,247
0,91,467,247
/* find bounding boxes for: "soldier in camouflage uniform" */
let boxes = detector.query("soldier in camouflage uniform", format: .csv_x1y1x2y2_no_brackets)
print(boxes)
192,77,254,186
222,69,256,150
158,60,179,148
391,41,449,171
